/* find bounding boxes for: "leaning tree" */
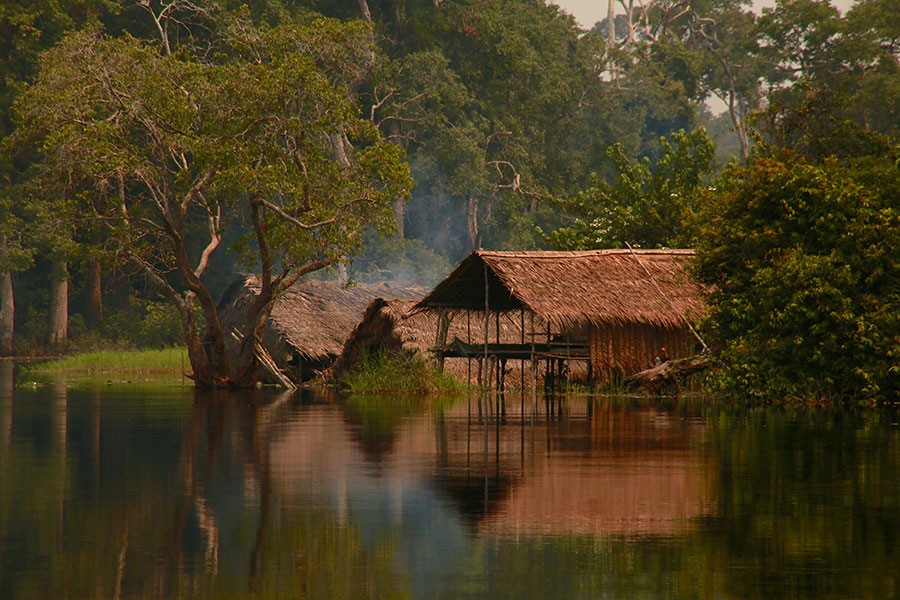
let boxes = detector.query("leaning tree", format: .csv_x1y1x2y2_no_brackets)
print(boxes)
14,15,412,387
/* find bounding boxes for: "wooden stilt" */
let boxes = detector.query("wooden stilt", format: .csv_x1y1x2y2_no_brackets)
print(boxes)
484,263,490,390
467,311,472,385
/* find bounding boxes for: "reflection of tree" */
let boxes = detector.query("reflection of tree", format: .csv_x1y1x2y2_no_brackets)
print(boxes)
0,384,410,599
0,361,12,462
167,389,408,599
701,410,900,599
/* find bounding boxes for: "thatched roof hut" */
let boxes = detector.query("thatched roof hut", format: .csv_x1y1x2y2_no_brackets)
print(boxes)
415,249,707,381
217,275,426,383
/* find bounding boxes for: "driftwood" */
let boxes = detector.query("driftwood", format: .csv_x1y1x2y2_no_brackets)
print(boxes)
625,353,712,392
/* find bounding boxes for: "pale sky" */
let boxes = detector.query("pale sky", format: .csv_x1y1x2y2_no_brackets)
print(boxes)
553,0,857,29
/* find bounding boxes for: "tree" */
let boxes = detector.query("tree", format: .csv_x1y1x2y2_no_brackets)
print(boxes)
694,147,900,402
355,0,629,256
753,0,900,145
0,0,118,355
542,128,715,250
14,15,412,387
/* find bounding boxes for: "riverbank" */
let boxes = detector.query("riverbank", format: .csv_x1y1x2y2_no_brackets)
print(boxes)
23,347,188,374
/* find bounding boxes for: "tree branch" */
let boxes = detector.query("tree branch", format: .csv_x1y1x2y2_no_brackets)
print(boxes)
256,196,376,230
193,203,221,279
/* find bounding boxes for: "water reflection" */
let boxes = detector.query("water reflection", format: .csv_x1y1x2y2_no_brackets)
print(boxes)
1,380,899,599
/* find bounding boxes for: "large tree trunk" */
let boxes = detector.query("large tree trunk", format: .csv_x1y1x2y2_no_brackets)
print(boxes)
0,269,13,357
607,0,616,45
48,259,68,353
85,259,103,327
181,298,215,388
466,197,481,252
392,198,405,239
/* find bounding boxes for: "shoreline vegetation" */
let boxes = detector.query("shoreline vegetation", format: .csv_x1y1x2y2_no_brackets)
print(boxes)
340,351,465,396
23,347,188,375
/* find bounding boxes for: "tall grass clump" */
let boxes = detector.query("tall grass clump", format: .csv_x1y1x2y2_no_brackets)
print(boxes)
341,350,464,396
25,347,188,374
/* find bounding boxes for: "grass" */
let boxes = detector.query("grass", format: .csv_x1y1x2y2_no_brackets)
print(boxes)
24,347,189,374
340,350,465,396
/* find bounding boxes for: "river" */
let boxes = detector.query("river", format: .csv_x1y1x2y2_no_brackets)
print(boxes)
2,365,899,598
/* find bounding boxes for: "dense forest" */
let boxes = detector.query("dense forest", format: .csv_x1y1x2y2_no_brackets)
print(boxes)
1,0,899,398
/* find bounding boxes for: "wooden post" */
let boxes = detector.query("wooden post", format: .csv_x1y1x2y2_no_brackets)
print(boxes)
434,308,446,372
467,311,472,385
530,311,536,428
484,262,489,389
520,309,525,390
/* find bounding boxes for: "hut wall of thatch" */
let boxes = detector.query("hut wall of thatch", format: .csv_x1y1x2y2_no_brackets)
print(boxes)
216,276,426,384
589,323,694,381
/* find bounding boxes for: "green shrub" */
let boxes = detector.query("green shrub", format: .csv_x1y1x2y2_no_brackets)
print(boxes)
340,349,464,395
696,150,900,403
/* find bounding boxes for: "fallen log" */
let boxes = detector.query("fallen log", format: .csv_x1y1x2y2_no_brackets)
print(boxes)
625,353,713,393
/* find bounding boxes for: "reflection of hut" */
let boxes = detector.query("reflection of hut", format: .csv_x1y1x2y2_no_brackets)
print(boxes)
217,275,426,384
416,250,706,386
333,298,542,386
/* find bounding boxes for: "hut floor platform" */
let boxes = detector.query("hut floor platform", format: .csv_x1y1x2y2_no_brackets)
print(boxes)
434,338,590,361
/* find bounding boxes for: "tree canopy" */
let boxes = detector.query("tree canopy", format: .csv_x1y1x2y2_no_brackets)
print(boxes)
11,12,412,386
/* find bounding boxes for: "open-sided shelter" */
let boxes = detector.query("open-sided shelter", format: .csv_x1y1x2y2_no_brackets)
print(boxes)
414,249,706,384
217,275,426,384
332,297,543,387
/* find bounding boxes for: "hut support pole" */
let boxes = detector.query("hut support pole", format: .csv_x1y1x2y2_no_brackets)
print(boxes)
434,308,443,372
495,311,502,399
530,311,536,427
484,263,490,390
520,310,525,390
546,323,552,393
467,311,472,385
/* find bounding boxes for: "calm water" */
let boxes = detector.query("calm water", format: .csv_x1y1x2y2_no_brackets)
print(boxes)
2,365,900,599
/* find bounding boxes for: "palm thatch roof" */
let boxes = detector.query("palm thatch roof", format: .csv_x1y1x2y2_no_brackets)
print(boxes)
217,275,426,381
415,249,705,331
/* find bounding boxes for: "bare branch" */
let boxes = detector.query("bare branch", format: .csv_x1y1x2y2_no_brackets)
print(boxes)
180,168,215,218
193,203,221,278
256,196,377,230
129,254,183,308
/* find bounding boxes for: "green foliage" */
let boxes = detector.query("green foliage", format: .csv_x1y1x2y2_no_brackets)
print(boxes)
754,0,900,148
17,296,198,354
341,349,464,396
695,149,900,402
543,128,715,250
24,347,187,374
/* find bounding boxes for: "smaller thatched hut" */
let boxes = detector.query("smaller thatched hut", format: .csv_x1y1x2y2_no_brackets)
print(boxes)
333,297,542,387
217,275,426,384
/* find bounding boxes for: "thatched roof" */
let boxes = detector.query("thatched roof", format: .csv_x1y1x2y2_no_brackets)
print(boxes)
217,275,427,367
415,249,705,331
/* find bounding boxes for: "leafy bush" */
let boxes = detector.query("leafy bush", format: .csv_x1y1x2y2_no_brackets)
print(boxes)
695,149,900,403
